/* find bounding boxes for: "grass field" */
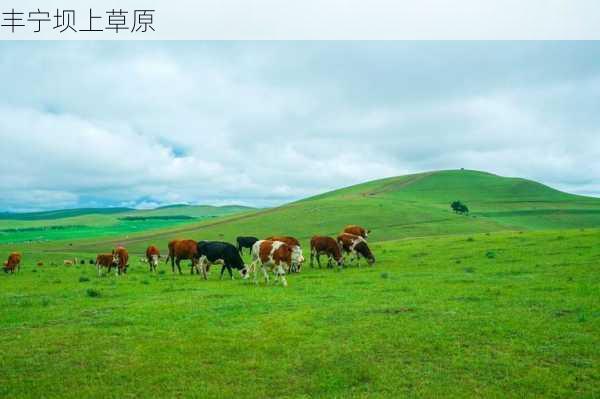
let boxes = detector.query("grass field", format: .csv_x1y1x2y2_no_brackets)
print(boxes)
1,229,598,398
1,169,599,398
0,205,252,245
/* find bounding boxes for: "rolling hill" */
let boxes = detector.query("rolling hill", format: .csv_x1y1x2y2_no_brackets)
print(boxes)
40,169,600,253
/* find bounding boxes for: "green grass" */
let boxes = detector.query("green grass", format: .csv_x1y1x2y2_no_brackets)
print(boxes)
0,228,598,398
0,205,253,244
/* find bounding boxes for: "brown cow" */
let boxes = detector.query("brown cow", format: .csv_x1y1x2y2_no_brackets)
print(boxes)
166,239,198,274
247,240,292,286
343,225,370,239
3,252,21,273
145,245,161,272
264,235,305,273
310,236,343,268
112,246,129,275
337,233,375,267
96,253,118,276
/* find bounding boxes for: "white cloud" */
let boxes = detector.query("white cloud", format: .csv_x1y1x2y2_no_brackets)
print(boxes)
0,41,599,211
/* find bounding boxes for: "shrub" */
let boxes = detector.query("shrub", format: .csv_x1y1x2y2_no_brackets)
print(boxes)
380,272,389,279
79,276,90,283
451,201,469,215
466,237,475,242
485,251,496,259
86,288,101,298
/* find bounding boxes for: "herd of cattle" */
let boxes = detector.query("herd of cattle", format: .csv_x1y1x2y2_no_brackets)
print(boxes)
2,225,375,287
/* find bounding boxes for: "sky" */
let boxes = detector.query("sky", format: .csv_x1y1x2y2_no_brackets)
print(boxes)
0,41,599,212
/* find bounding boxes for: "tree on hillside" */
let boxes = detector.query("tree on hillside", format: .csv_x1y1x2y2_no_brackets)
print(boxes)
451,201,469,215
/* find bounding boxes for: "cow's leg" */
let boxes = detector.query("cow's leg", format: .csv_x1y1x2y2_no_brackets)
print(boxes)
310,249,314,267
317,253,322,268
200,261,207,280
220,264,226,280
277,265,288,287
171,257,176,273
261,266,269,285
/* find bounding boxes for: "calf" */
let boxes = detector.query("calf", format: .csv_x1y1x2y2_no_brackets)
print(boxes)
236,236,259,254
3,252,21,273
166,239,198,274
310,236,343,268
112,246,129,275
264,235,305,273
343,225,370,239
247,240,292,286
145,245,160,272
337,233,375,267
196,241,247,280
96,253,118,276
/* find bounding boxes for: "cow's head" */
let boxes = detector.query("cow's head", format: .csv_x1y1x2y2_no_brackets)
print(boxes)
355,241,375,265
239,265,250,279
112,252,120,265
3,261,7,267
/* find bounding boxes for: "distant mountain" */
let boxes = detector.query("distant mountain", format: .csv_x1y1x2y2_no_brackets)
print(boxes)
0,207,133,221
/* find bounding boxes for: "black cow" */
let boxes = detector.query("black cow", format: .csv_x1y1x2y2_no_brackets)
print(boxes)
196,241,247,280
236,236,259,254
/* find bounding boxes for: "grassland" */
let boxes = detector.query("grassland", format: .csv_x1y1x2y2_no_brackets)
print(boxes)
0,169,599,398
1,229,598,398
0,205,252,245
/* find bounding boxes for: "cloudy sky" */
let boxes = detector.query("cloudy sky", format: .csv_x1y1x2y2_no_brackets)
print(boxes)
1,41,599,212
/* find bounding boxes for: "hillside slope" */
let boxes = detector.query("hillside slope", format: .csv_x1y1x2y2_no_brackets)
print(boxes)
57,169,600,253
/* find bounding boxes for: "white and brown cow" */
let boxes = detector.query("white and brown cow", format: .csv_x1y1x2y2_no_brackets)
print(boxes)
310,235,343,268
247,240,296,287
96,253,118,276
337,233,375,267
264,235,305,273
343,225,370,239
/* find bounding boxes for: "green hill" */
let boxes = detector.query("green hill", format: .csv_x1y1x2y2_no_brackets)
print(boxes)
54,169,600,253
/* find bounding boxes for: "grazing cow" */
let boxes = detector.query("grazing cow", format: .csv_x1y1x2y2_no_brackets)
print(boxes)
247,240,293,286
236,236,259,254
264,236,305,273
36,261,44,267
112,246,129,275
145,245,160,272
166,239,198,274
96,253,118,276
337,233,375,267
3,252,21,273
310,236,343,268
195,241,247,280
343,225,370,239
